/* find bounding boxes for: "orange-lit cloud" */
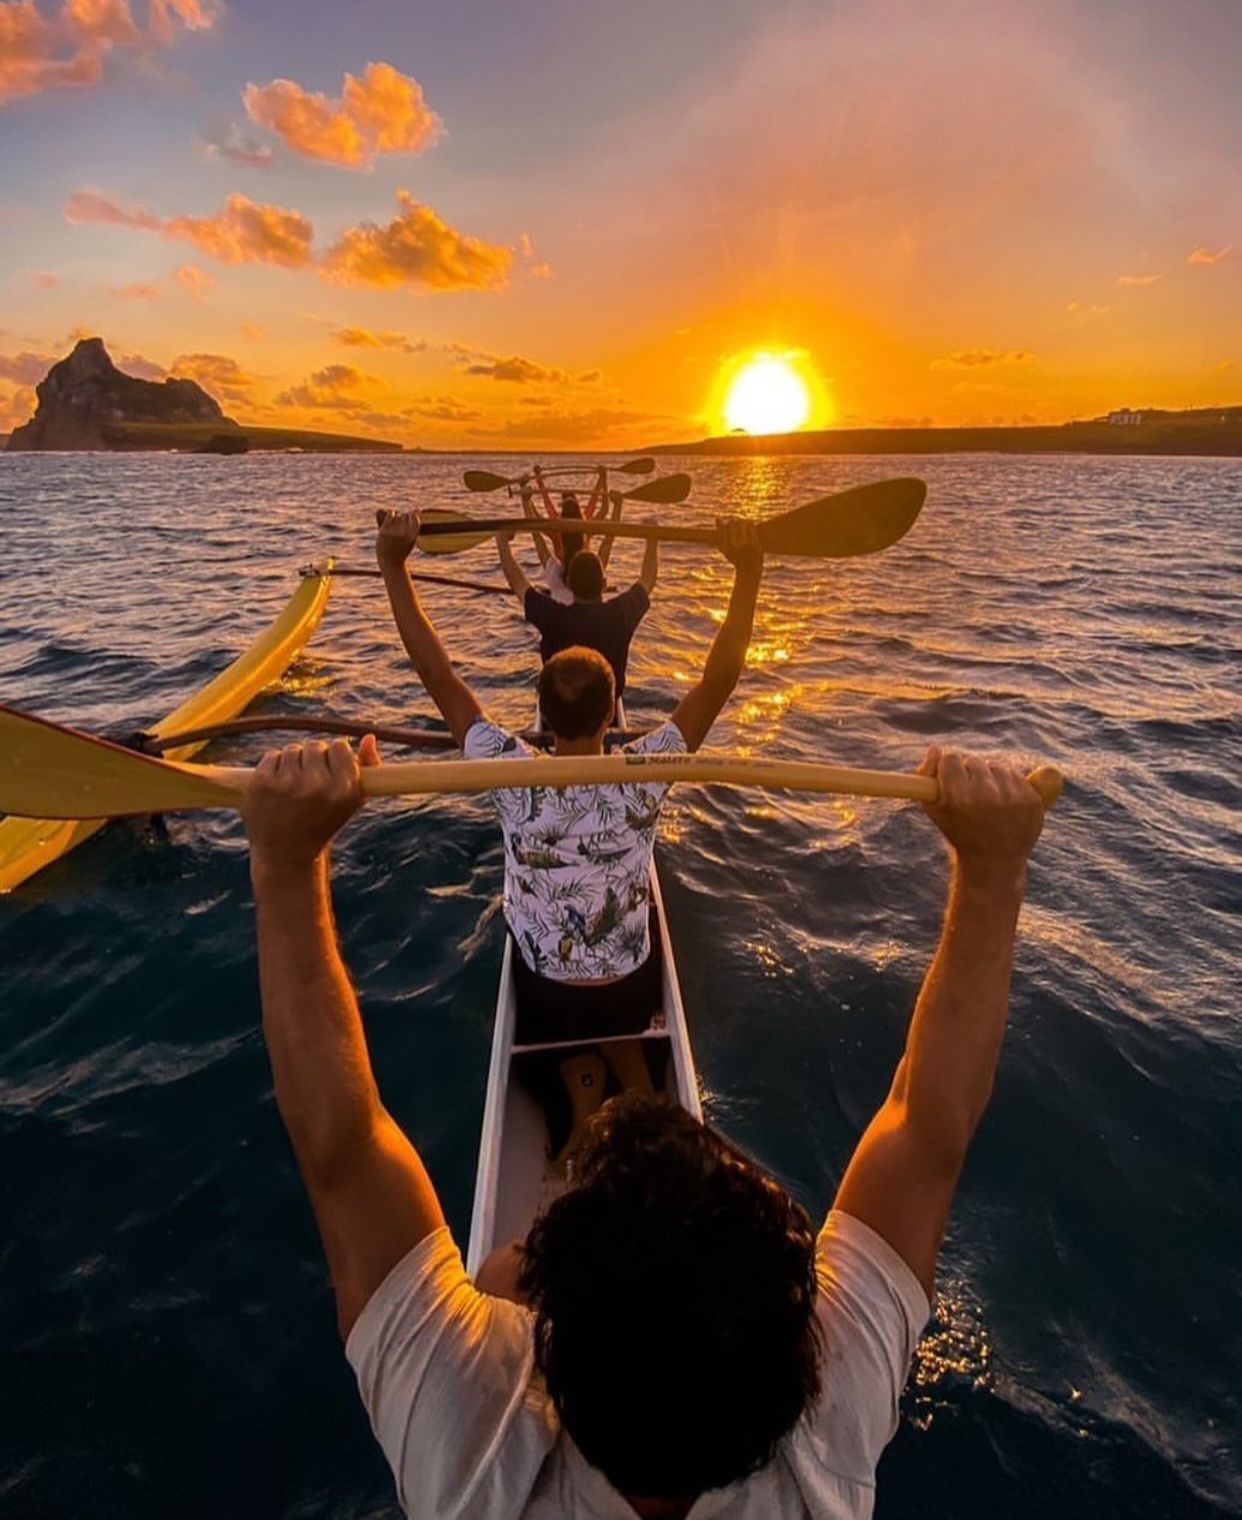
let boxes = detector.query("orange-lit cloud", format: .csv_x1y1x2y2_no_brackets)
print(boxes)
0,384,36,427
65,189,315,268
404,395,483,423
1117,273,1161,286
471,406,667,444
0,0,215,104
322,192,510,291
1187,245,1231,266
1066,301,1110,315
274,363,372,410
238,321,265,340
0,349,55,383
243,61,442,170
107,278,160,299
334,325,426,353
170,351,255,402
114,349,165,379
930,349,1033,370
26,268,61,287
465,353,568,383
175,262,214,301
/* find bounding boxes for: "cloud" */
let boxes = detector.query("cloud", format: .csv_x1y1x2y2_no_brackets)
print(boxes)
202,123,274,170
243,61,442,170
175,262,214,301
107,279,161,299
529,261,552,280
1187,245,1231,266
274,363,372,411
26,268,60,287
0,0,216,105
1066,301,1110,315
115,349,165,379
0,348,54,383
577,369,601,383
65,188,315,268
1117,273,1161,286
0,384,36,428
471,406,667,444
930,349,1033,371
238,321,264,340
334,325,426,353
170,351,255,402
465,353,568,384
323,192,510,292
1205,358,1235,374
404,395,483,423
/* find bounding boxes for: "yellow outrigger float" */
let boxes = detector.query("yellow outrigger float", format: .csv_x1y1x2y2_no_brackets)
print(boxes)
0,563,333,893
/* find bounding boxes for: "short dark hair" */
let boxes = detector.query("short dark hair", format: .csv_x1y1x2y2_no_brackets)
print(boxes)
567,550,604,600
538,647,615,739
520,1093,821,1500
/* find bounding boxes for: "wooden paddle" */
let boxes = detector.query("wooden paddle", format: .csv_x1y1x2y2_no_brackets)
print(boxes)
463,458,654,492
325,565,509,595
414,477,925,559
0,704,1063,820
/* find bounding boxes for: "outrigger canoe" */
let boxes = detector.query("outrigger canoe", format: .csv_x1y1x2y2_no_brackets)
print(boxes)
466,697,701,1276
0,563,333,893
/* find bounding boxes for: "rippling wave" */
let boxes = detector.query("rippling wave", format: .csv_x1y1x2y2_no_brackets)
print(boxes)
1,452,1238,1517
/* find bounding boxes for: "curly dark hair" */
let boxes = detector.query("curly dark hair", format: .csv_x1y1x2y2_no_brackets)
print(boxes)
519,1092,821,1501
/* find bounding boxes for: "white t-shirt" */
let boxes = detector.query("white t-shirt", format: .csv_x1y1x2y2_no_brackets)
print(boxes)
543,560,574,606
463,718,688,981
347,1210,928,1519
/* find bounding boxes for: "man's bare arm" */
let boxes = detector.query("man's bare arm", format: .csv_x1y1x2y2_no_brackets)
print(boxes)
637,533,659,595
244,740,445,1338
377,511,483,748
495,532,532,602
520,487,555,570
833,749,1047,1297
671,519,763,752
597,489,623,572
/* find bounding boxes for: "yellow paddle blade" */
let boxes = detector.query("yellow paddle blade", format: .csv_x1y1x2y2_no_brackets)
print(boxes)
1,703,1063,819
415,507,492,555
0,706,241,818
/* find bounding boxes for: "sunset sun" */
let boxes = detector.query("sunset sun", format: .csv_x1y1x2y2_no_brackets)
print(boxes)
723,355,812,435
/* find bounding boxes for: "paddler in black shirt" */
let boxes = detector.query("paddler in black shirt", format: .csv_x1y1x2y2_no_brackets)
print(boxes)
495,526,657,703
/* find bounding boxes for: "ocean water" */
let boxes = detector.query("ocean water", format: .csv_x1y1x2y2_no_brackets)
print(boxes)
0,452,1238,1519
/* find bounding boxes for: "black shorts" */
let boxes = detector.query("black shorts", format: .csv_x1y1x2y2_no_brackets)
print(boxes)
511,911,663,1045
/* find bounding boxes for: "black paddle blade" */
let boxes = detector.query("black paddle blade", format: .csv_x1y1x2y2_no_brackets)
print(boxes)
615,456,656,475
760,478,926,558
463,469,511,492
623,473,691,504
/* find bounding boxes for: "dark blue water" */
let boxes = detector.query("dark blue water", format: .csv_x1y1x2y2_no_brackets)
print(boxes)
1,453,1239,1518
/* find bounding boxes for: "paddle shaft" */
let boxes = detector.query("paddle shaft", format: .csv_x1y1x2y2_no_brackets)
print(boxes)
142,715,651,753
325,566,508,595
182,754,1064,809
425,516,721,547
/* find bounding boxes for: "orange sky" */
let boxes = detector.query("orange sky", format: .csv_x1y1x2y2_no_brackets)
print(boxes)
1,0,1238,447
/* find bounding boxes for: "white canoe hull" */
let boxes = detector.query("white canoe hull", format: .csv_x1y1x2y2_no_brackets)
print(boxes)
466,698,700,1277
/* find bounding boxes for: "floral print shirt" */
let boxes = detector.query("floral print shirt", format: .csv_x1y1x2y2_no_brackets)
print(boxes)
463,717,687,980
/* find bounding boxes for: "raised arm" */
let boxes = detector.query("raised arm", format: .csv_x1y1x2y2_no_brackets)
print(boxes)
833,749,1047,1296
376,510,483,748
495,531,532,602
242,738,445,1338
670,519,763,752
520,484,555,570
637,532,659,595
597,485,622,572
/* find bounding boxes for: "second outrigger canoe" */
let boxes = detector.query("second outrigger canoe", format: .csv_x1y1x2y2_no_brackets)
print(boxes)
466,697,701,1276
0,563,333,893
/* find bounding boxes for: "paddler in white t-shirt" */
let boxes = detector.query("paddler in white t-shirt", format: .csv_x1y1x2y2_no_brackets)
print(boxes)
240,708,1051,1517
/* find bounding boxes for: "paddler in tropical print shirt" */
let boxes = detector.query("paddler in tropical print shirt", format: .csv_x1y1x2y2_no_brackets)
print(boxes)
375,507,763,1042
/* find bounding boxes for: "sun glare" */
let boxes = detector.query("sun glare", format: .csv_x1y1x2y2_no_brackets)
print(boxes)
723,355,813,435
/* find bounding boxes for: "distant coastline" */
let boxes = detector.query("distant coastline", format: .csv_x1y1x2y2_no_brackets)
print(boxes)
648,407,1242,459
